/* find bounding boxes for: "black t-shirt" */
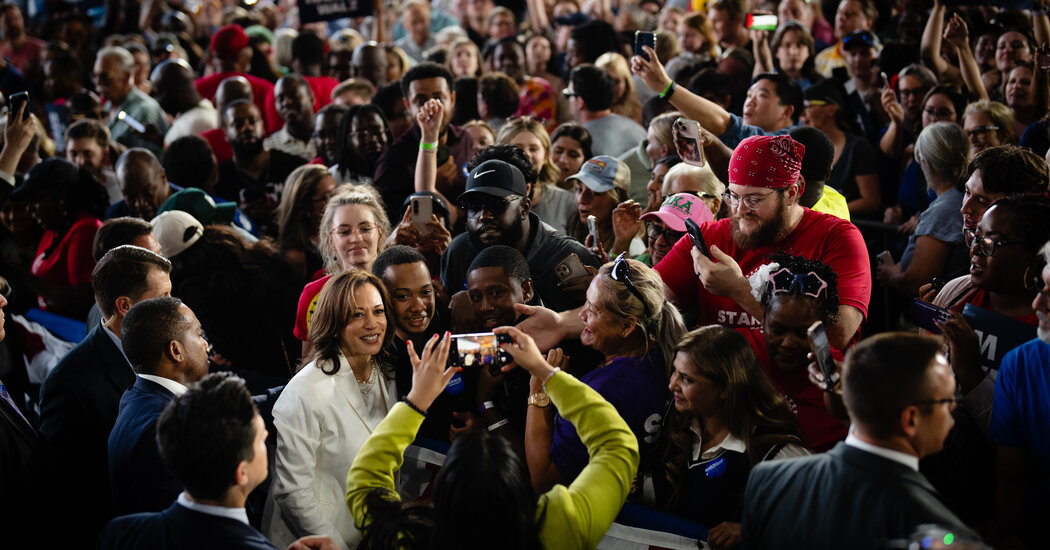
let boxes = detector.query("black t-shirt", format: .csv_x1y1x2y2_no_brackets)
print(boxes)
215,150,305,235
827,132,877,203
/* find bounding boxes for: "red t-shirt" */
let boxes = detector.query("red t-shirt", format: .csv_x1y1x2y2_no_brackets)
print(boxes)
293,274,331,341
654,208,871,329
195,72,275,134
30,213,102,314
201,128,233,164
263,75,340,136
738,327,848,452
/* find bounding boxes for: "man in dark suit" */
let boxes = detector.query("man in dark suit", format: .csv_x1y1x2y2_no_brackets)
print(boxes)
742,333,980,549
100,373,339,550
109,296,211,514
37,245,173,544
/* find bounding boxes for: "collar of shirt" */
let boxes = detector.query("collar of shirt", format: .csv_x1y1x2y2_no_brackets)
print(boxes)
101,321,133,368
177,492,249,525
690,420,747,462
845,431,919,471
137,373,188,396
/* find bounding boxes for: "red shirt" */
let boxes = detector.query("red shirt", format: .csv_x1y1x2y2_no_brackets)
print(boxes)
195,72,275,134
739,327,848,452
30,213,101,314
263,75,340,136
293,274,331,341
655,208,871,329
201,128,233,164
1,36,44,80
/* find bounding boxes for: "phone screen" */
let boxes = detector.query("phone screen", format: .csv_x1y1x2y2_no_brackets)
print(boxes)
448,332,512,372
807,321,836,392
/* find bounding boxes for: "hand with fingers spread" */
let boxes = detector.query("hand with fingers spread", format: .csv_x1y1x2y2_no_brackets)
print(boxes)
404,332,457,411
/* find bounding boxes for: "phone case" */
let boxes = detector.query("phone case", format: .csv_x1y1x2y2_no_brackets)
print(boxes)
554,254,590,281
911,299,951,334
674,118,706,167
685,218,710,258
410,196,433,236
634,31,655,61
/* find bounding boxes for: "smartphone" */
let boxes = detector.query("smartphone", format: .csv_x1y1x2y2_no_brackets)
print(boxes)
634,31,655,61
674,118,705,167
410,195,433,236
448,332,513,374
876,250,893,267
684,218,710,258
875,71,889,89
8,91,28,120
745,13,778,31
587,215,598,246
118,110,146,133
911,298,952,334
554,253,589,281
807,321,837,393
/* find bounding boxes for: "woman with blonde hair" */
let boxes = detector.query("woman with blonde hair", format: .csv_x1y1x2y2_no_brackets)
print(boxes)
498,116,577,233
293,186,392,355
276,164,338,284
266,269,397,549
596,52,642,123
962,99,1017,155
448,37,482,79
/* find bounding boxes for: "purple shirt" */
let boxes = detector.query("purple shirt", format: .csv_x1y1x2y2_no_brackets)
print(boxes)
550,347,668,482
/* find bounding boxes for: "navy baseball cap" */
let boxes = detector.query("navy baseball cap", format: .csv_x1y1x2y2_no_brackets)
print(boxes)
457,159,528,202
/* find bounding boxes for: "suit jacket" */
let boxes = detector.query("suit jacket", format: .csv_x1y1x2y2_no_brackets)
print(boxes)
262,353,396,550
99,501,278,550
742,443,978,549
0,382,51,535
108,377,182,515
38,325,135,543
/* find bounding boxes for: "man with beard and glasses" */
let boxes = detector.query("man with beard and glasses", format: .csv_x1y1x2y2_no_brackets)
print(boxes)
215,100,305,236
654,135,870,349
990,242,1050,549
440,150,598,313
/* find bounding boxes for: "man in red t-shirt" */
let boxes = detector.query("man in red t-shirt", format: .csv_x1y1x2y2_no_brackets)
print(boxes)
0,4,44,82
653,134,870,348
194,25,274,136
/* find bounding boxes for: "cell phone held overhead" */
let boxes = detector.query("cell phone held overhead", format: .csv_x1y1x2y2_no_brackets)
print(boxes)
634,31,655,61
673,118,706,167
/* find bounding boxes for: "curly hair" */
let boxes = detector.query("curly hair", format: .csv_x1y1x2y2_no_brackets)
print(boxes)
760,253,840,324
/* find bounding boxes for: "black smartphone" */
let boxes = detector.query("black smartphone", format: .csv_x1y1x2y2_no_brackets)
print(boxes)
9,91,28,120
807,321,836,393
911,298,952,334
448,332,513,374
684,218,709,258
634,31,655,61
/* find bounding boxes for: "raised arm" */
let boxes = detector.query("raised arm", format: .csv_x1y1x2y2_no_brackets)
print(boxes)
526,0,550,33
631,46,733,136
944,13,989,101
751,29,774,78
920,0,955,79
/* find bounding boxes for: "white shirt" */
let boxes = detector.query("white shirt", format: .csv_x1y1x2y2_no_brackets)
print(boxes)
689,422,810,462
845,431,919,471
137,373,187,396
177,492,249,525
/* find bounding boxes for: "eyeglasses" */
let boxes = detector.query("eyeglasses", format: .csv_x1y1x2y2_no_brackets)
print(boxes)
803,100,829,108
912,397,956,409
645,221,684,244
460,196,521,217
966,125,999,138
969,234,1023,257
924,107,955,118
723,189,779,211
562,88,578,98
610,252,650,317
332,224,377,238
963,227,976,248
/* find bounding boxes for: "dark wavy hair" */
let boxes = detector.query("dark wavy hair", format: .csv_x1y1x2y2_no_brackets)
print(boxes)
549,122,593,160
658,326,806,509
306,269,395,376
760,253,840,324
335,103,392,176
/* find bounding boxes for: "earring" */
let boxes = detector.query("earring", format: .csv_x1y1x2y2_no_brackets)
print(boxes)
1024,265,1041,291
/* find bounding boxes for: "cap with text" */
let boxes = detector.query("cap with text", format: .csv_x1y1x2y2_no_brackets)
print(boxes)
640,192,716,231
567,155,630,194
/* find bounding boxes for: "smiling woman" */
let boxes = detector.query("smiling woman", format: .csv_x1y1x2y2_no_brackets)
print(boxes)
265,270,397,550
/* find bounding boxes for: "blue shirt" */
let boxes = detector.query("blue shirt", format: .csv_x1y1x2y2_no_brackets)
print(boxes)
718,113,795,150
991,338,1050,491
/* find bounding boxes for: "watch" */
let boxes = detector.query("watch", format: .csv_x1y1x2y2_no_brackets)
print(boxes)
528,392,551,408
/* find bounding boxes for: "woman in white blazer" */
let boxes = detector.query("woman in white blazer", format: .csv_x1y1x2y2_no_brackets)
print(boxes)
264,269,397,549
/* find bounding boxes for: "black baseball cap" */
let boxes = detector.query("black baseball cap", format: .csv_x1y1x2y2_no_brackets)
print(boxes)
842,30,879,51
457,159,528,203
11,158,80,200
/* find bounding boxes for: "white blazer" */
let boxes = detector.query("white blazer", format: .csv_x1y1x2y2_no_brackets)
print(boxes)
263,353,396,550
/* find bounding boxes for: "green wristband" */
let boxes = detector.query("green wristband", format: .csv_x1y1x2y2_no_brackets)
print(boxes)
419,141,438,150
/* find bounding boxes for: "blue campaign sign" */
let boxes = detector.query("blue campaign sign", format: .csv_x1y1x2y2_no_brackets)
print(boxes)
962,303,1037,371
297,0,373,23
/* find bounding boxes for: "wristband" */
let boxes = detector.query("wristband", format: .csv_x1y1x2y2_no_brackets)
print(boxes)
403,398,427,417
542,367,561,389
487,418,510,431
659,80,677,99
478,400,496,415
419,141,438,151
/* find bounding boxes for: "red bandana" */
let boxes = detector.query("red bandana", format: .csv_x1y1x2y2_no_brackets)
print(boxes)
728,135,806,194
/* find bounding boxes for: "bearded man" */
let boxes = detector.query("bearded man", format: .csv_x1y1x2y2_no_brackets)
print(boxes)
654,134,870,348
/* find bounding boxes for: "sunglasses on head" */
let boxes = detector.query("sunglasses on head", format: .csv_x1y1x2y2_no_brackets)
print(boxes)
611,252,650,317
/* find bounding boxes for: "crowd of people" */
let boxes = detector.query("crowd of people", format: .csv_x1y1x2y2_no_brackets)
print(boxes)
1,0,1050,548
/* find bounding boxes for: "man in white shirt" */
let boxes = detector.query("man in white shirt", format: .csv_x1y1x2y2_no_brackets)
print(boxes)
108,296,211,515
741,332,980,549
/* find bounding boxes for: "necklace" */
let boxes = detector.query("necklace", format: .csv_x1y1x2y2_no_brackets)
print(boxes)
356,362,377,394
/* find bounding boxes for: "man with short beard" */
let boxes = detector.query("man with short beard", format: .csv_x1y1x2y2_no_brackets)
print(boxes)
990,246,1050,548
654,134,870,349
440,149,597,313
215,100,304,236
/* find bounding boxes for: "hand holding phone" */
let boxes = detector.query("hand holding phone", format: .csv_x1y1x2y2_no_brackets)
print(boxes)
448,332,513,376
8,92,28,121
684,218,710,258
807,321,837,393
673,118,706,167
409,196,433,236
634,31,655,62
587,215,598,246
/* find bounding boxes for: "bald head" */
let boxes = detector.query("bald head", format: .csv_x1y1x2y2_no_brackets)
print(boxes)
216,76,253,125
351,43,388,87
150,59,200,115
116,148,169,220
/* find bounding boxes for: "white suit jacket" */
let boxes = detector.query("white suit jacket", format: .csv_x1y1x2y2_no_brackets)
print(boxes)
263,353,396,550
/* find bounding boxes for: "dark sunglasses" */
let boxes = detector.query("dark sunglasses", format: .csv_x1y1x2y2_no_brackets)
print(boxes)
459,196,521,217
645,221,684,244
610,252,650,317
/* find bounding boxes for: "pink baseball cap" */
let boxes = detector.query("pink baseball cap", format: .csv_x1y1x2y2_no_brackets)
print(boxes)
639,192,715,231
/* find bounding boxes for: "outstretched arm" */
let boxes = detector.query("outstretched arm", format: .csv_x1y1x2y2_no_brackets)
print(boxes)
631,46,733,136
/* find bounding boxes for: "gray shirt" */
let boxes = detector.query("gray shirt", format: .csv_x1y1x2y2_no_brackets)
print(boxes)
583,113,647,158
900,188,968,281
532,184,577,235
